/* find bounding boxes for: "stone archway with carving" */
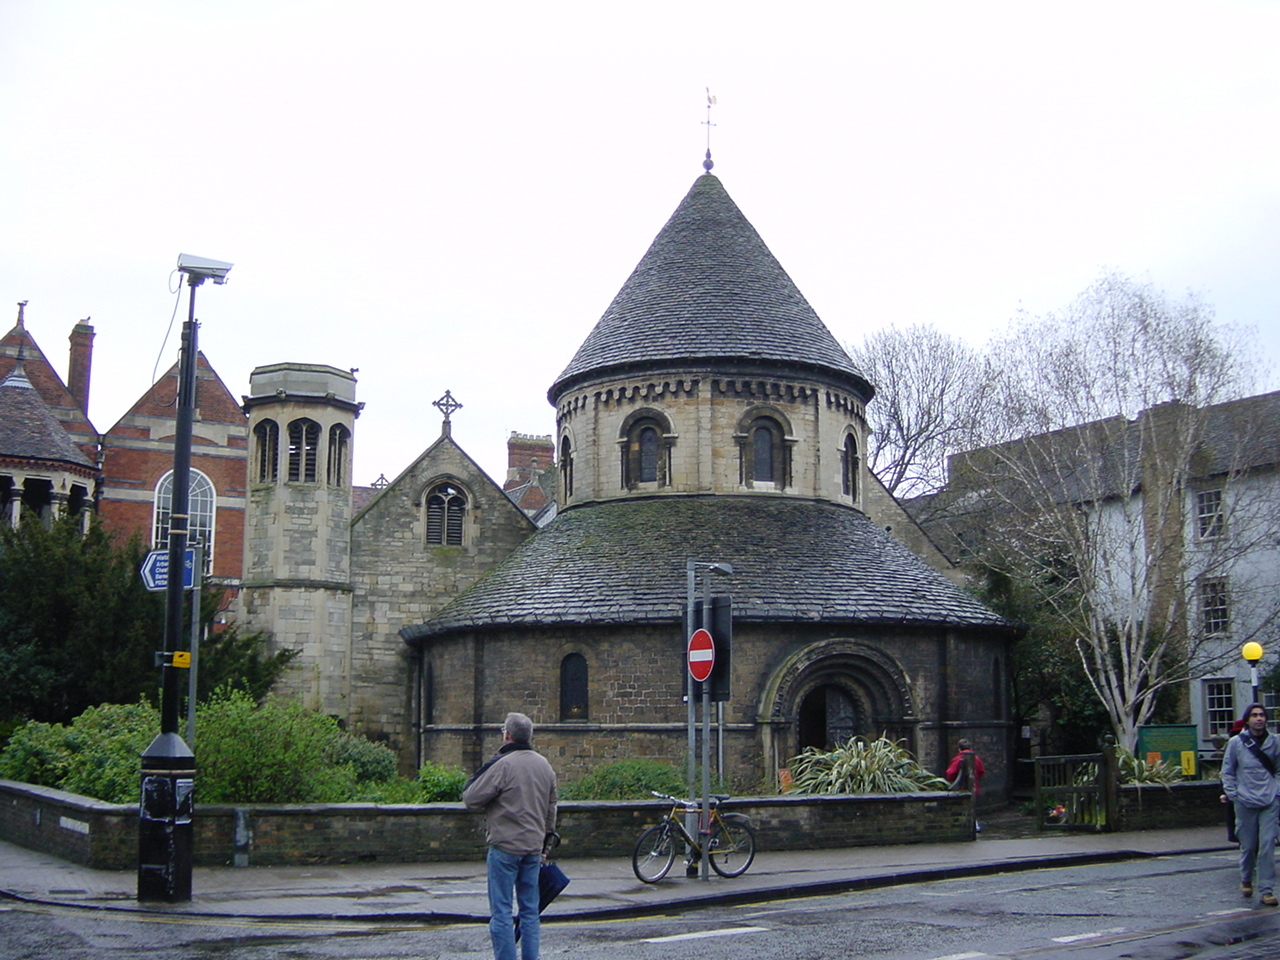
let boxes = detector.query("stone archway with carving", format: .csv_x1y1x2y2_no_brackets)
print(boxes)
759,639,917,776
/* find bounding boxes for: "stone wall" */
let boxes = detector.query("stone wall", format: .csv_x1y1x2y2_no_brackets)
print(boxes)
0,779,975,870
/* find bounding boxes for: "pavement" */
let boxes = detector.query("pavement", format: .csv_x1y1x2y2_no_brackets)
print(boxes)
0,818,1236,925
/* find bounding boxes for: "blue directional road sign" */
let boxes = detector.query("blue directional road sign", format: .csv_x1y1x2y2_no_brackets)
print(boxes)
140,549,195,592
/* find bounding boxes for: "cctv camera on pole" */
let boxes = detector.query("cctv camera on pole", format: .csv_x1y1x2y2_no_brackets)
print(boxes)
137,254,232,903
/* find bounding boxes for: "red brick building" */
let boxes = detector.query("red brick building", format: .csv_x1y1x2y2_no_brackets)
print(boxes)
1,304,249,587
97,355,249,583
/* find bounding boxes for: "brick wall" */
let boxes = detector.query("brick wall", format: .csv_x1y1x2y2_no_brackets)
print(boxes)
0,779,976,869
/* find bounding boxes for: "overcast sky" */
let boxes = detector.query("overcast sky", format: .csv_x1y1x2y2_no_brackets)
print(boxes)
3,1,1277,486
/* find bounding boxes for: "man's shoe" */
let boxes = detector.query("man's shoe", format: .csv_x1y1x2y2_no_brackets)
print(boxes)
1242,882,1254,897
1261,892,1277,907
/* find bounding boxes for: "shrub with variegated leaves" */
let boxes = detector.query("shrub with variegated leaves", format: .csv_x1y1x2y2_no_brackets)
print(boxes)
787,736,949,795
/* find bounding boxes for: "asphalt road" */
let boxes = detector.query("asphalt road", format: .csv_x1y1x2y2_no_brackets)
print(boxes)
5,851,1280,960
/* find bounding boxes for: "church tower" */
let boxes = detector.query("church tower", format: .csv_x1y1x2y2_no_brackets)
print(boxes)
239,363,360,715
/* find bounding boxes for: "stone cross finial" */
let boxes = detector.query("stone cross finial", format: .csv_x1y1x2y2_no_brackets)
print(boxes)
433,390,463,437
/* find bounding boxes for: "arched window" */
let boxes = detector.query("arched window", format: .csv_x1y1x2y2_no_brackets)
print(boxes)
620,412,672,489
154,469,215,570
739,415,788,488
426,481,467,546
327,424,350,486
287,418,320,482
559,435,574,498
841,433,859,498
254,419,279,483
560,653,589,721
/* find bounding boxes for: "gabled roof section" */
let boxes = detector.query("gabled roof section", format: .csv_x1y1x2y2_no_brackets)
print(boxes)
0,312,98,448
401,496,1009,642
109,352,247,429
0,364,96,470
550,174,873,401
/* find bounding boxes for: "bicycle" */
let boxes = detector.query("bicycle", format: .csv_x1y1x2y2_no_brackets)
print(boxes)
631,791,756,883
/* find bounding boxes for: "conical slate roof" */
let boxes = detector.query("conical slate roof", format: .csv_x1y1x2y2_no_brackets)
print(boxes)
0,364,96,469
549,174,873,401
402,497,1008,642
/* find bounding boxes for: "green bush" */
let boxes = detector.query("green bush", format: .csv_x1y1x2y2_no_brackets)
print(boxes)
194,692,357,804
560,758,687,800
0,701,159,803
328,732,398,783
787,736,949,795
418,761,468,801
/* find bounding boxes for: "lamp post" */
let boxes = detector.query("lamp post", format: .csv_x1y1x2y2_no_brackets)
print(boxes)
685,559,732,881
1243,641,1264,706
137,254,231,903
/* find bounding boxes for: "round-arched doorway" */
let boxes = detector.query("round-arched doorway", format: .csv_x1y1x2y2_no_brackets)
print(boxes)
797,683,860,751
761,638,917,773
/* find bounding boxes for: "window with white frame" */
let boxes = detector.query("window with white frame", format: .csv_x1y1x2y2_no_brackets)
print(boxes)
1200,578,1230,635
153,469,215,571
1196,488,1225,539
1204,679,1236,737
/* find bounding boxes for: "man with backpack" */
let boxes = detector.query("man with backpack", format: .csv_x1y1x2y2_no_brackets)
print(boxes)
1222,703,1280,906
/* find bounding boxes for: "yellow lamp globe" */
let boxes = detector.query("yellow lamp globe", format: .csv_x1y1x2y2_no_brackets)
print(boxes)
1242,641,1264,663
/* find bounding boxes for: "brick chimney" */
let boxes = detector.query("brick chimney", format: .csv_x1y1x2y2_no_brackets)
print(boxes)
68,318,94,415
505,432,554,487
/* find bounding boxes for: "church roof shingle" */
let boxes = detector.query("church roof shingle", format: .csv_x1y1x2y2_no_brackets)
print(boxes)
402,497,1008,642
549,174,873,401
0,365,97,470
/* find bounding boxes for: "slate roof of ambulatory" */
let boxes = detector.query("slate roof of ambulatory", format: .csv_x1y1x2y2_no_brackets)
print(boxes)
549,174,873,401
401,497,1009,642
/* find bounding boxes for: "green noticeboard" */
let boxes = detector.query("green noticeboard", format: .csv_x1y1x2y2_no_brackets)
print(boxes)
1137,724,1198,777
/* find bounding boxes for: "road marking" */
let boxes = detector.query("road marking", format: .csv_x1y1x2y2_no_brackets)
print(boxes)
1051,927,1126,943
641,926,770,943
926,952,988,960
1207,908,1252,916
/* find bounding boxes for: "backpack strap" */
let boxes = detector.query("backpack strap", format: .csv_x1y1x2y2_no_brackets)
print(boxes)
1244,734,1278,777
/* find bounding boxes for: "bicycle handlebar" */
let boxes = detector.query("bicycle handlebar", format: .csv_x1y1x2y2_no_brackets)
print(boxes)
649,791,732,806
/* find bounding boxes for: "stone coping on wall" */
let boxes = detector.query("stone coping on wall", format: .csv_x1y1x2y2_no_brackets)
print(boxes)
2,780,979,870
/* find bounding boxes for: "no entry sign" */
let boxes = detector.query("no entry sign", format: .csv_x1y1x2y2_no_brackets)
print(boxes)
687,628,715,682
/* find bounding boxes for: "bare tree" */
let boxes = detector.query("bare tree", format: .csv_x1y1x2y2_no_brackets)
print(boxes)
850,325,994,498
945,274,1278,750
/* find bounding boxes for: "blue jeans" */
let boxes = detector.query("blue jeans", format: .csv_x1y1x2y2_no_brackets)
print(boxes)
1234,798,1280,894
486,846,541,960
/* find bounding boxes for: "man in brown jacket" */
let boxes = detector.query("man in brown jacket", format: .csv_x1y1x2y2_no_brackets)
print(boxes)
463,712,558,960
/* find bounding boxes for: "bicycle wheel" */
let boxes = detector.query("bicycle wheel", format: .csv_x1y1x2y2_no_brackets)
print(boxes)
708,819,756,878
632,823,677,883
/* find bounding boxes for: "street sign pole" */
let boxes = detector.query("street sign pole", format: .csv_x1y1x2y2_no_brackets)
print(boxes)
684,560,697,873
700,573,713,882
186,544,203,747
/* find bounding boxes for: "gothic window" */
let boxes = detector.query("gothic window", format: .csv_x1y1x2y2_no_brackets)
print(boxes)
1200,578,1230,635
154,469,215,570
287,418,320,482
1196,488,1224,539
560,435,574,498
841,433,860,498
560,653,588,721
426,481,467,546
327,424,350,486
739,414,788,487
620,412,671,489
254,419,279,482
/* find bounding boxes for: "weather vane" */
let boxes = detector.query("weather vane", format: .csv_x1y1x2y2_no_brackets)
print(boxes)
433,389,463,423
702,88,716,173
